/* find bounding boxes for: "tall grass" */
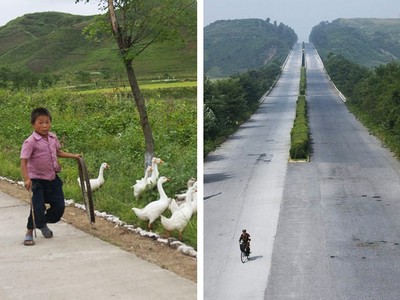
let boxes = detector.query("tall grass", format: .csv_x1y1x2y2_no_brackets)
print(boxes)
0,87,197,247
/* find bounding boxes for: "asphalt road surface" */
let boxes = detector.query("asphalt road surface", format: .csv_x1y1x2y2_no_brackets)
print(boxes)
265,44,400,299
205,43,400,300
204,43,302,300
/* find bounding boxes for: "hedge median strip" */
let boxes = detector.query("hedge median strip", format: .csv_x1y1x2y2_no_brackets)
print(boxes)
289,48,310,161
290,95,309,160
299,66,306,95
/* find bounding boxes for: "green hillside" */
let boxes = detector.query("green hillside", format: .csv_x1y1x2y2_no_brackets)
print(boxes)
0,11,196,85
204,18,297,78
310,18,400,67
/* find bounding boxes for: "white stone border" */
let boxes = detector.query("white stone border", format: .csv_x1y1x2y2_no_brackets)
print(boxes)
0,176,197,258
313,48,347,102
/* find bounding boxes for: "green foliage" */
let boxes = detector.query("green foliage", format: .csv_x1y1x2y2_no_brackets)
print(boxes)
310,18,400,68
81,0,196,62
324,53,371,99
324,53,400,159
299,67,306,95
349,62,400,153
204,62,282,155
290,95,309,160
205,18,297,78
233,62,282,109
0,87,197,247
0,67,59,89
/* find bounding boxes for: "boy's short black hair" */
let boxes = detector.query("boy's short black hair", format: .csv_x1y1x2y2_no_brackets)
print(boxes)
31,107,52,124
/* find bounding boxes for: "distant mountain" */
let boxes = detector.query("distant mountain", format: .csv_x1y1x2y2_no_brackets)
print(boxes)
204,18,297,78
310,18,400,67
0,11,196,80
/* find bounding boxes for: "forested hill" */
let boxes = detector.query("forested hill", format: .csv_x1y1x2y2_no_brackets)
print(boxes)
0,11,196,81
0,13,104,73
310,18,400,68
204,18,297,78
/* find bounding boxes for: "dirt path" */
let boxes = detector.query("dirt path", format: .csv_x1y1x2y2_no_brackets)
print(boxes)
0,180,196,282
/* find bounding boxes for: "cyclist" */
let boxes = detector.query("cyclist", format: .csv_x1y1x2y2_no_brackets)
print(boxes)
239,229,251,256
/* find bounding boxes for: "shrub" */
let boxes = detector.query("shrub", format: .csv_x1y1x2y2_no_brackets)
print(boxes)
290,95,309,160
299,66,306,95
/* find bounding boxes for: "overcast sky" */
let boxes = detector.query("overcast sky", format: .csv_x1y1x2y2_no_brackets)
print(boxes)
204,0,400,42
0,0,102,27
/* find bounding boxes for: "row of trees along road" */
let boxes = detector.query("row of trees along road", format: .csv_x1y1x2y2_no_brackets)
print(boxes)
204,61,282,155
324,52,400,157
76,0,196,169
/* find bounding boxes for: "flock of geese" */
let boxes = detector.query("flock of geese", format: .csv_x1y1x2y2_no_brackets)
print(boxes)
80,157,197,240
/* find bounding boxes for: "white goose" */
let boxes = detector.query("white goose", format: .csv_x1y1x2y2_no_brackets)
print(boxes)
132,176,171,230
169,182,196,214
78,162,110,192
161,186,196,240
146,157,164,190
175,178,197,201
132,166,152,198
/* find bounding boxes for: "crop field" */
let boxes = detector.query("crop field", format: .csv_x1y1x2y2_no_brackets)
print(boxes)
76,80,197,95
0,85,197,247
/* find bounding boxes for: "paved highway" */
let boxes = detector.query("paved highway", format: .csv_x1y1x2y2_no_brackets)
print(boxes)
204,43,302,300
205,42,400,299
264,44,400,299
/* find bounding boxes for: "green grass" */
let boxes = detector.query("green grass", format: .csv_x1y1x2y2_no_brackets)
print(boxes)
0,86,197,248
75,80,197,94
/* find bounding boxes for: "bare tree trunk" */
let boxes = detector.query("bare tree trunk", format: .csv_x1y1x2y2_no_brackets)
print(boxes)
125,61,155,167
107,0,155,168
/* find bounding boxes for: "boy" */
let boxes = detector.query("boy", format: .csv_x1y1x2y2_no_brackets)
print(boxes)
21,107,81,246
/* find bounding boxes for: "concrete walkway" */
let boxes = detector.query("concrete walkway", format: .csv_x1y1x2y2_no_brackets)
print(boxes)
0,191,196,300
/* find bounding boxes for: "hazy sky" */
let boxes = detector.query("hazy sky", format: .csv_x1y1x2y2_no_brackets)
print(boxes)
204,0,400,42
0,0,102,27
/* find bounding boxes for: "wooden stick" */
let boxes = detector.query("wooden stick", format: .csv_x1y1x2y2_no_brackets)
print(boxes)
29,190,37,238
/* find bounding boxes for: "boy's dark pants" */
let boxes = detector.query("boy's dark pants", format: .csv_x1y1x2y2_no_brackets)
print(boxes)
27,175,65,230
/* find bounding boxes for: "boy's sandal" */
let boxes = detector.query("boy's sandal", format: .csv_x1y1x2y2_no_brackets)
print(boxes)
23,235,35,246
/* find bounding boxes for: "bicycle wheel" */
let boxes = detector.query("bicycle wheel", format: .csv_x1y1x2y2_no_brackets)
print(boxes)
77,157,95,223
240,251,246,263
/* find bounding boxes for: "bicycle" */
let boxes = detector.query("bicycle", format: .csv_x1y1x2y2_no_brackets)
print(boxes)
239,240,250,263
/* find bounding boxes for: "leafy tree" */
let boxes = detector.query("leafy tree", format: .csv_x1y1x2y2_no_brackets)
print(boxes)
210,78,247,127
233,62,281,110
324,53,370,99
76,0,195,167
204,62,282,155
325,54,400,155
